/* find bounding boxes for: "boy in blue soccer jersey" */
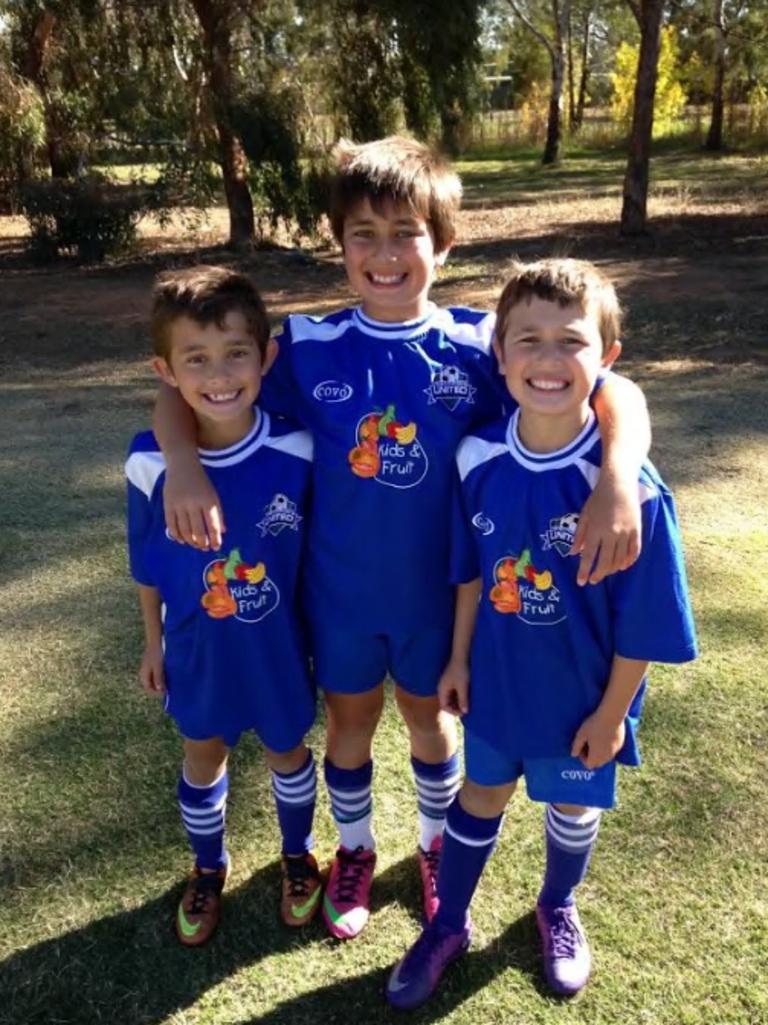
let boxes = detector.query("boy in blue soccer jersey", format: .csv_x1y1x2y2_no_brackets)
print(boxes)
127,267,321,946
153,139,653,941
385,259,697,1009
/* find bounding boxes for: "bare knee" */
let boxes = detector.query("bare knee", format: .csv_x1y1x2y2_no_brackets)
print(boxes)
183,736,229,785
264,742,310,775
325,687,384,767
459,778,517,818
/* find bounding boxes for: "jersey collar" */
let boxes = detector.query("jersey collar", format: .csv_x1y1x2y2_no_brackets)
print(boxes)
505,408,599,472
352,303,438,340
198,407,270,468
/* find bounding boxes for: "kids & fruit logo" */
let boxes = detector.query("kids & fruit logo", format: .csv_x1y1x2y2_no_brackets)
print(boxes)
348,403,428,489
423,365,476,410
201,547,279,623
489,549,565,625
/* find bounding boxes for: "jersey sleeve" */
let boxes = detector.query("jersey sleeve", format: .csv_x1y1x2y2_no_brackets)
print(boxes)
609,484,697,663
450,469,481,584
126,477,156,587
258,322,302,421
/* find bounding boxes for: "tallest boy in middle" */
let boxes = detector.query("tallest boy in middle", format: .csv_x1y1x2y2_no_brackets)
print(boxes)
156,136,650,939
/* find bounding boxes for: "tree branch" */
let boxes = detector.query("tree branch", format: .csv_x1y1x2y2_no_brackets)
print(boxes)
504,0,556,60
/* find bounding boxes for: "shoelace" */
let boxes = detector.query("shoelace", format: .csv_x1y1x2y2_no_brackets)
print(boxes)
547,910,582,959
188,872,223,915
284,856,315,898
421,847,440,897
333,846,372,903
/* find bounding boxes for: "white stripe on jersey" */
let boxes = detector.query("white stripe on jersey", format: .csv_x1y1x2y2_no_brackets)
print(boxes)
574,457,657,505
126,449,166,499
264,430,313,462
431,307,496,353
456,435,508,482
289,312,355,344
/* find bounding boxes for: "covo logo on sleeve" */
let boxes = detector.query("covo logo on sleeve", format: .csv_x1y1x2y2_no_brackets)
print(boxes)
313,380,354,403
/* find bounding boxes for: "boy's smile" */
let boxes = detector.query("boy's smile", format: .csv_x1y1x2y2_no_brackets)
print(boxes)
494,296,621,452
154,312,277,449
342,199,449,323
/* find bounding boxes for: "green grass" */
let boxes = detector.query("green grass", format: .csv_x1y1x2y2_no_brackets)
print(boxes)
1,149,767,1025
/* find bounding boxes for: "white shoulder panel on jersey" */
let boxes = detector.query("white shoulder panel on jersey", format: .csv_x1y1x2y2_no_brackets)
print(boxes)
126,449,166,500
264,430,313,462
574,458,657,505
456,435,508,482
432,308,496,354
288,312,355,345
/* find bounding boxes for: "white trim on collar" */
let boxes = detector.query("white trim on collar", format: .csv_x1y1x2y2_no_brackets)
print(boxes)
506,408,599,472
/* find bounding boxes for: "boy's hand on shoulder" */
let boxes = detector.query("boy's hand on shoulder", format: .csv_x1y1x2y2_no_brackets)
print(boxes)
139,643,166,697
571,712,625,770
164,453,225,551
571,471,641,585
438,660,470,716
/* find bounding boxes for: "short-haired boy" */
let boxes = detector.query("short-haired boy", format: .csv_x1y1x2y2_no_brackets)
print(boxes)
127,266,321,945
386,259,697,1009
154,140,652,940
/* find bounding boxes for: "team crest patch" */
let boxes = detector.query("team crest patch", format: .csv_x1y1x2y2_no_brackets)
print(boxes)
201,548,279,623
348,403,428,489
541,512,580,557
423,365,476,410
257,493,302,537
489,549,564,625
471,512,495,536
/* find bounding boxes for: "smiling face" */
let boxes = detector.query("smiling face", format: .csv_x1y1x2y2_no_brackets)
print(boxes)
494,295,621,451
341,198,449,323
154,311,277,449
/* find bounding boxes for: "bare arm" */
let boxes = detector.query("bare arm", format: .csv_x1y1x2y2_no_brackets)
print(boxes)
570,654,649,769
137,584,166,696
573,374,651,585
153,383,225,550
438,577,482,715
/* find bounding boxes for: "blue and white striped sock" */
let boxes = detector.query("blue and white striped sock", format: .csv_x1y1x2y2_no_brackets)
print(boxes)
177,768,228,871
324,757,375,852
538,804,602,908
411,752,461,849
434,796,503,933
271,751,317,856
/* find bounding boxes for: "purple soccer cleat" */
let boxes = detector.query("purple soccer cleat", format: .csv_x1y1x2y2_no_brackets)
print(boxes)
535,903,592,996
386,918,472,1010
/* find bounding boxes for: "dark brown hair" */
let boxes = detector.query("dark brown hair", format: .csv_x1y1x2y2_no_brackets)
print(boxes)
329,135,461,253
495,258,622,355
151,266,270,360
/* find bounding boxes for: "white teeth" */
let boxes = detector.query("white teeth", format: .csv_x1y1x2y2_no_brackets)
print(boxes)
206,391,238,402
529,379,567,391
370,273,404,284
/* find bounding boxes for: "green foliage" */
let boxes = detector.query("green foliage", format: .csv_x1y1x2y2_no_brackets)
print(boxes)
610,26,687,136
0,66,46,206
20,173,149,262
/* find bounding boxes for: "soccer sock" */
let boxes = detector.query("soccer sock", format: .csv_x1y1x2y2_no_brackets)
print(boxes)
325,757,375,852
271,750,317,856
177,768,228,871
434,796,503,933
411,752,461,850
538,804,602,908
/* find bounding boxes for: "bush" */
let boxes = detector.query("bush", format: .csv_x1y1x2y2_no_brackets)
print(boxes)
20,174,150,262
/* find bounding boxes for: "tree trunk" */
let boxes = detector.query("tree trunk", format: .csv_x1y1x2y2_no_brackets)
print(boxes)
574,7,593,131
190,0,255,248
705,0,726,151
620,0,665,236
542,0,568,165
567,5,575,128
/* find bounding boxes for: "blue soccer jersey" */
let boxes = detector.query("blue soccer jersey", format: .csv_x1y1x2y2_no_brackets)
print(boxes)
126,410,316,752
452,409,698,766
259,303,507,632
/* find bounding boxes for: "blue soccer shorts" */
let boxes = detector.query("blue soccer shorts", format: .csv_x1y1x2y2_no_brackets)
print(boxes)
464,727,618,809
310,621,452,697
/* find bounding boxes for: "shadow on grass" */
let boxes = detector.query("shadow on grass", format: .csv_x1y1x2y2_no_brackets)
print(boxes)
1,857,535,1025
236,910,548,1025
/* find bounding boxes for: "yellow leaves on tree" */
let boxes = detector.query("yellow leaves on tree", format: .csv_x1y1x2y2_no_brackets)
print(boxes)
610,26,687,137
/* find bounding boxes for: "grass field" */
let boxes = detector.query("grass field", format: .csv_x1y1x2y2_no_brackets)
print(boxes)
1,143,767,1025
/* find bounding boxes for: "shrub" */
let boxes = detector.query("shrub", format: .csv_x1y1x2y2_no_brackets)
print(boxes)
20,174,149,262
